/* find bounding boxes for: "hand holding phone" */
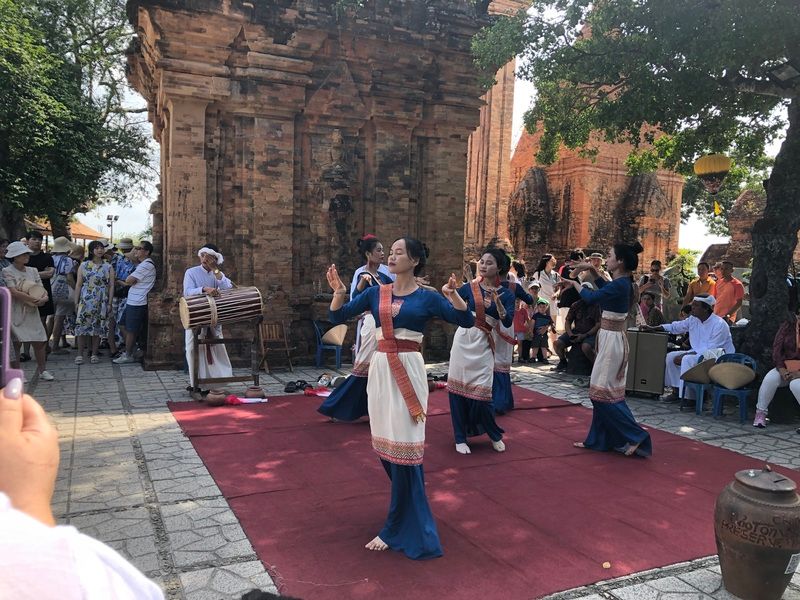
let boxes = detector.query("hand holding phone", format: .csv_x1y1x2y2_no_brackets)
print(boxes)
0,287,23,387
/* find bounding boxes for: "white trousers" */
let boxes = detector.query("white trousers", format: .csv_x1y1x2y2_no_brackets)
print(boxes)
185,327,233,388
756,368,800,412
664,351,699,398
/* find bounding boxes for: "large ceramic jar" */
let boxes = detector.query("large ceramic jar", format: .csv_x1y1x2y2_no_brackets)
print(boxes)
715,466,800,600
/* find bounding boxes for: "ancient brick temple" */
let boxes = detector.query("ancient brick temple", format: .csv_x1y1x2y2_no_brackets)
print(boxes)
504,130,684,266
126,0,499,367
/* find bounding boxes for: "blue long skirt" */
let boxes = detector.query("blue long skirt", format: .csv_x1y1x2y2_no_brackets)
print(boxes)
491,371,514,414
449,393,505,443
583,401,652,457
317,375,368,421
379,460,443,560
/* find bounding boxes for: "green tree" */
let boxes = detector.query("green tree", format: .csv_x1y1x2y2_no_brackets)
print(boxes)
474,0,800,371
665,249,699,307
0,0,150,239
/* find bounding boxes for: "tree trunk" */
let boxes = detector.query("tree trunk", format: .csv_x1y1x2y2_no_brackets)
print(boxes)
0,207,25,241
47,211,71,239
736,99,800,374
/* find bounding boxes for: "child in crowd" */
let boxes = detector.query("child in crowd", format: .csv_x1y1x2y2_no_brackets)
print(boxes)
514,282,540,362
529,298,556,363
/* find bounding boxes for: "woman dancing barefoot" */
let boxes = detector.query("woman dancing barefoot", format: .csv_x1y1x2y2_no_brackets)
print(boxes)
327,238,474,559
559,242,652,457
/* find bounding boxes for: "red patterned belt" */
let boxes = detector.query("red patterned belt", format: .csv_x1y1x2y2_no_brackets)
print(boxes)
601,318,626,332
377,339,422,354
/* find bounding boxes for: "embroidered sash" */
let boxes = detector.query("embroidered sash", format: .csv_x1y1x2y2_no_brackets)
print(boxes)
472,280,495,354
378,284,426,423
601,317,628,380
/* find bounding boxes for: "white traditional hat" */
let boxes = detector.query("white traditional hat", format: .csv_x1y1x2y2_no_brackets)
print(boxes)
197,246,224,265
693,295,716,307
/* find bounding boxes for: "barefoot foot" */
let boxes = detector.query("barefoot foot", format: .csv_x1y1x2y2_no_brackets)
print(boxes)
365,535,388,551
623,442,641,456
455,442,471,455
491,439,506,452
573,442,586,448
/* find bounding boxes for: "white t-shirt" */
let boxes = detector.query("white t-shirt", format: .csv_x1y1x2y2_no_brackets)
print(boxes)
126,259,157,307
0,493,164,599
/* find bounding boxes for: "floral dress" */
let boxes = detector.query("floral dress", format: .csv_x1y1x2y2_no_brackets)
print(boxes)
74,260,112,337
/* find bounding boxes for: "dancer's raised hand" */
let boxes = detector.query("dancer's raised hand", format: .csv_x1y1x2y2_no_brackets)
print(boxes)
356,272,373,291
326,264,346,293
441,273,458,296
462,263,474,283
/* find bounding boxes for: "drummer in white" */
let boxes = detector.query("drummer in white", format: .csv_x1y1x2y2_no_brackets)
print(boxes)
183,245,233,393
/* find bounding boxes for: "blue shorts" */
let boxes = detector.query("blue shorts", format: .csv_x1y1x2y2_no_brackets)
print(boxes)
123,304,148,334
558,332,596,347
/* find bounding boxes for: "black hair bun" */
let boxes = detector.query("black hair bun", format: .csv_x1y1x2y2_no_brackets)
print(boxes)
631,241,644,254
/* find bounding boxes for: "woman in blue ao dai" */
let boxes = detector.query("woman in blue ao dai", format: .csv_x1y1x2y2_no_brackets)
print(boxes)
447,248,515,455
328,238,474,559
493,263,534,414
318,235,393,421
559,242,652,457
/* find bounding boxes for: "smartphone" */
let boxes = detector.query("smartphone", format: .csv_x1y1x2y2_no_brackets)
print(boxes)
1,287,23,388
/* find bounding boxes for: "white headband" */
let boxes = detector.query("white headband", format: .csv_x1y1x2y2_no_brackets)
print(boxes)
198,247,224,265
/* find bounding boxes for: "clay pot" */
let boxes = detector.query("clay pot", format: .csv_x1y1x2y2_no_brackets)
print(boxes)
206,389,228,407
715,466,800,600
244,386,265,399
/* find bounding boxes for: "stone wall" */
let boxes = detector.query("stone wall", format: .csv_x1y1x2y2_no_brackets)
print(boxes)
507,129,683,266
126,0,491,368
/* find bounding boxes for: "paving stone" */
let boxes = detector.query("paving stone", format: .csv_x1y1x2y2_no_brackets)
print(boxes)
649,575,708,593
677,569,725,594
107,535,161,576
168,523,256,568
69,507,153,542
180,561,276,600
152,475,221,503
613,583,662,599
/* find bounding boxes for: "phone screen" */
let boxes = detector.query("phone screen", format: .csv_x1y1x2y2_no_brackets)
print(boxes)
0,287,23,388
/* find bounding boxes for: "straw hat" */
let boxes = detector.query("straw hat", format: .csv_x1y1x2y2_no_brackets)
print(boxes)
117,237,134,251
709,363,756,390
680,358,717,385
18,279,48,306
51,236,75,254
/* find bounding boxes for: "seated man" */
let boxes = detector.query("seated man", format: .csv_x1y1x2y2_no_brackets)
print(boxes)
553,282,601,371
641,295,734,408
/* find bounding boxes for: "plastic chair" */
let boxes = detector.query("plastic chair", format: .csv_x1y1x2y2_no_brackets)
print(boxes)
314,321,346,369
711,353,758,423
682,355,715,415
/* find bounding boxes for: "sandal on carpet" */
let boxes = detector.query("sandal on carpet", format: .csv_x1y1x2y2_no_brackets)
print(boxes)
295,379,309,389
572,377,589,388
284,381,298,393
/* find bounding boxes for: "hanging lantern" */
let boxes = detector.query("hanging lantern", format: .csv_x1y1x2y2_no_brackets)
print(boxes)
694,154,732,195
714,200,722,216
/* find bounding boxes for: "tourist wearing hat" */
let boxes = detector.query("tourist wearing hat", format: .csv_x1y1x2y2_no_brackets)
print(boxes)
1,241,54,381
529,298,556,363
23,231,55,360
641,295,734,407
584,252,611,282
49,237,78,354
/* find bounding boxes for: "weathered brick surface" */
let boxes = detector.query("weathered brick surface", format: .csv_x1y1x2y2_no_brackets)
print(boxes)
506,129,683,266
127,1,491,367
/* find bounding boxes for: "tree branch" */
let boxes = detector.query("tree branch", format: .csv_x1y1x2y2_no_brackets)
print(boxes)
722,73,797,99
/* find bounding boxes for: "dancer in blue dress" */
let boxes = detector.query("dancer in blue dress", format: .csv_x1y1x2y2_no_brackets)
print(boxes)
327,238,474,559
493,269,534,414
559,241,652,457
318,235,393,421
447,247,515,454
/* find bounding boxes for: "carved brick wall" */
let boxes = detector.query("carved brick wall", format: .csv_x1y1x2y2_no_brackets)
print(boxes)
127,0,490,367
507,129,683,267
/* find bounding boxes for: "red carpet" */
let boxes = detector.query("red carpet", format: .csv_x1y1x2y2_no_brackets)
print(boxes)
169,385,775,599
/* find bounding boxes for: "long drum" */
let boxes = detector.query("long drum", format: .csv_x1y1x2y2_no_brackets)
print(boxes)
179,287,263,329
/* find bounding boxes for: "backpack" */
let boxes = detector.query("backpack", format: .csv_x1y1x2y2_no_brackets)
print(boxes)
51,255,74,302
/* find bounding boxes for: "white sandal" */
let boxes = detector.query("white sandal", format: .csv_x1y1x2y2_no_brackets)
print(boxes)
74,356,84,365
90,355,100,364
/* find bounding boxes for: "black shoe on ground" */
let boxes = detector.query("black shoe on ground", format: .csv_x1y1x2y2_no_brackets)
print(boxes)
660,391,680,403
19,352,31,362
537,357,549,364
555,360,568,372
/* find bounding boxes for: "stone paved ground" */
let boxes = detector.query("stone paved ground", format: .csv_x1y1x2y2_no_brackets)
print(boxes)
21,351,800,600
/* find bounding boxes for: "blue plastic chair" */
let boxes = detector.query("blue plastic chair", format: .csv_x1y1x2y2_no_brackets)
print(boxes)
314,321,343,369
682,355,715,415
711,353,758,424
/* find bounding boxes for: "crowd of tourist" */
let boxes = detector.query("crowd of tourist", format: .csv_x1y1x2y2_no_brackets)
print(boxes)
0,232,156,381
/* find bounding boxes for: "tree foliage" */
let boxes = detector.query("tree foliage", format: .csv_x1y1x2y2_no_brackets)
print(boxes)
473,0,800,370
0,0,150,238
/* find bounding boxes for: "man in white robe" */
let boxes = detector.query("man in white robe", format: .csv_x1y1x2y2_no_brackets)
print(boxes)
642,295,735,405
183,245,233,391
